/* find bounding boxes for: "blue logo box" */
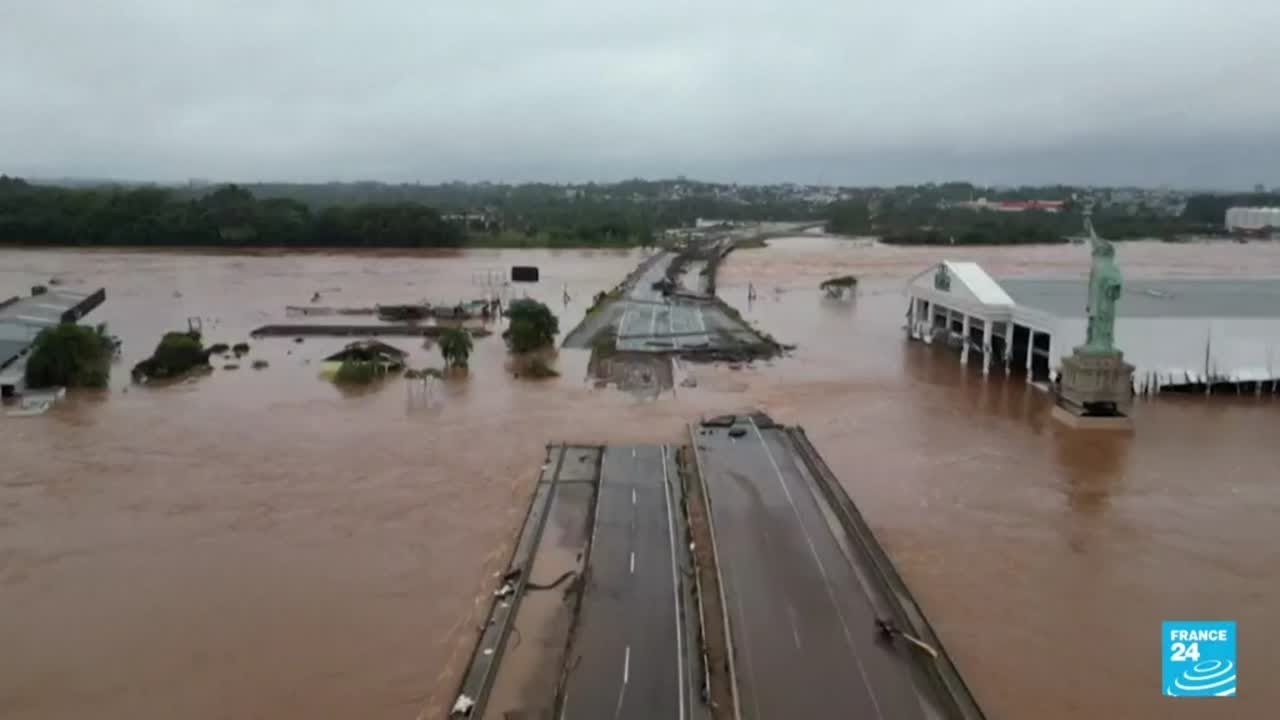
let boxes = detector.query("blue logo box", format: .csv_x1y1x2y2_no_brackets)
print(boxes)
1162,620,1236,697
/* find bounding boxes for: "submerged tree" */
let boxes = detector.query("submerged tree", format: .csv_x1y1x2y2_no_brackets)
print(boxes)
504,299,559,353
334,359,379,384
439,327,474,369
131,330,210,381
24,322,118,389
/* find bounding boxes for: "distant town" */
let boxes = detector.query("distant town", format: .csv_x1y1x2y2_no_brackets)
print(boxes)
2,175,1278,249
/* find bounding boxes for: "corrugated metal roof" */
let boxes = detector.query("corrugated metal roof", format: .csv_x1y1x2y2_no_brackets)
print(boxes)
0,338,29,369
0,288,106,367
997,277,1280,319
945,261,1015,307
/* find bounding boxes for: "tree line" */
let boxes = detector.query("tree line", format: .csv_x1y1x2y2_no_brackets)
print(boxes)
826,197,1228,245
1,176,824,248
0,177,465,248
202,180,822,245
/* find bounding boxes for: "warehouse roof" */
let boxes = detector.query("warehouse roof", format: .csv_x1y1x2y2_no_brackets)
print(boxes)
996,277,1280,319
0,288,106,368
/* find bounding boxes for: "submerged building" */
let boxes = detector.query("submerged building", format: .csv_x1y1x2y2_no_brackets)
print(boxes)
0,287,106,397
906,261,1280,394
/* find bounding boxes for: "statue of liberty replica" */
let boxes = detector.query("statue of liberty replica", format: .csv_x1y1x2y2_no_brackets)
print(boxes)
1054,203,1135,428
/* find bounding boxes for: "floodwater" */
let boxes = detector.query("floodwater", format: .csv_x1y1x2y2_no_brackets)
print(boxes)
1,240,1278,719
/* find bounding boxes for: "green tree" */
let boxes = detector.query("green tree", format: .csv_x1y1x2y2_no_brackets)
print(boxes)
334,359,378,384
504,299,559,353
24,323,117,389
131,331,209,380
439,327,474,369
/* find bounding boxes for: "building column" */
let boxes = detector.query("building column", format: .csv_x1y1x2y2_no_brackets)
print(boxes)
960,313,971,366
1004,321,1013,374
982,318,993,375
1026,329,1036,382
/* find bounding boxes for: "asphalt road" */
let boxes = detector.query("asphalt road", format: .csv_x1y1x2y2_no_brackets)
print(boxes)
561,445,691,720
696,419,933,720
617,303,712,351
626,252,675,303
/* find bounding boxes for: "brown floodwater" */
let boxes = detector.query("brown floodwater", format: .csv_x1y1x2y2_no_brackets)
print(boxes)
2,240,1278,719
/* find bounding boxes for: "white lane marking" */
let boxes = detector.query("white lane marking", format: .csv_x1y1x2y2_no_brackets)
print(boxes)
613,645,631,719
748,418,885,719
787,603,802,649
632,488,636,505
661,445,687,720
632,447,637,458
630,551,635,574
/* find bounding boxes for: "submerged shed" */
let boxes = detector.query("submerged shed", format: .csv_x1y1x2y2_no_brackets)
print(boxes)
323,340,408,366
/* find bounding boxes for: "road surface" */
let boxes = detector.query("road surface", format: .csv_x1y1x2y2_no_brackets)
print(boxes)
561,445,693,720
616,303,712,351
695,419,935,720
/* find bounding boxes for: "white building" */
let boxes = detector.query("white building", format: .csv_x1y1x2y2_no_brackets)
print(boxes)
906,261,1280,394
1225,207,1280,234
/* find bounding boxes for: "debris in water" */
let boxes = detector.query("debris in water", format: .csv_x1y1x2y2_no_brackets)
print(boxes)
450,694,475,716
820,274,858,298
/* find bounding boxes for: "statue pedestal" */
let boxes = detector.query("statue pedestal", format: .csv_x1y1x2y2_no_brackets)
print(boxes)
1054,348,1135,430
1051,405,1134,430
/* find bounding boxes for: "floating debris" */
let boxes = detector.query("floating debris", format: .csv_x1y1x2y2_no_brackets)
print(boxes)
820,274,858,298
450,694,475,716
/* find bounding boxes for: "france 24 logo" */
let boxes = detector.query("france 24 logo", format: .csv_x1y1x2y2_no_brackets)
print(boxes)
1162,620,1236,697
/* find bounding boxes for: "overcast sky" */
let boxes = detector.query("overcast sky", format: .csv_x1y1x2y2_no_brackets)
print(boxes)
3,1,1278,188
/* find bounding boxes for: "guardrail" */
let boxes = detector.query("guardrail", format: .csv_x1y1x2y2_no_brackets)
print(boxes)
448,444,569,718
687,423,743,720
786,427,988,720
674,447,714,705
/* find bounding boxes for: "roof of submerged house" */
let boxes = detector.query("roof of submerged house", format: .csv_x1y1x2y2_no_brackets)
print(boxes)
323,340,408,362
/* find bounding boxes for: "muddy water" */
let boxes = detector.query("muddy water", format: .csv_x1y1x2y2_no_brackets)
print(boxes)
2,241,1278,719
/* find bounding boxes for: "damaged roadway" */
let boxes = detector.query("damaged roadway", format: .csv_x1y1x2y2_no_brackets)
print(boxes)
452,420,984,719
561,235,785,362
691,414,985,720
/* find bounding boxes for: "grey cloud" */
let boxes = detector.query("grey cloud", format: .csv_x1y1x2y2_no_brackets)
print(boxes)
2,0,1278,187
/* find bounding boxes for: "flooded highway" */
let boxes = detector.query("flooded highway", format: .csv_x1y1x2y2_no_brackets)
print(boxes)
2,239,1279,719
